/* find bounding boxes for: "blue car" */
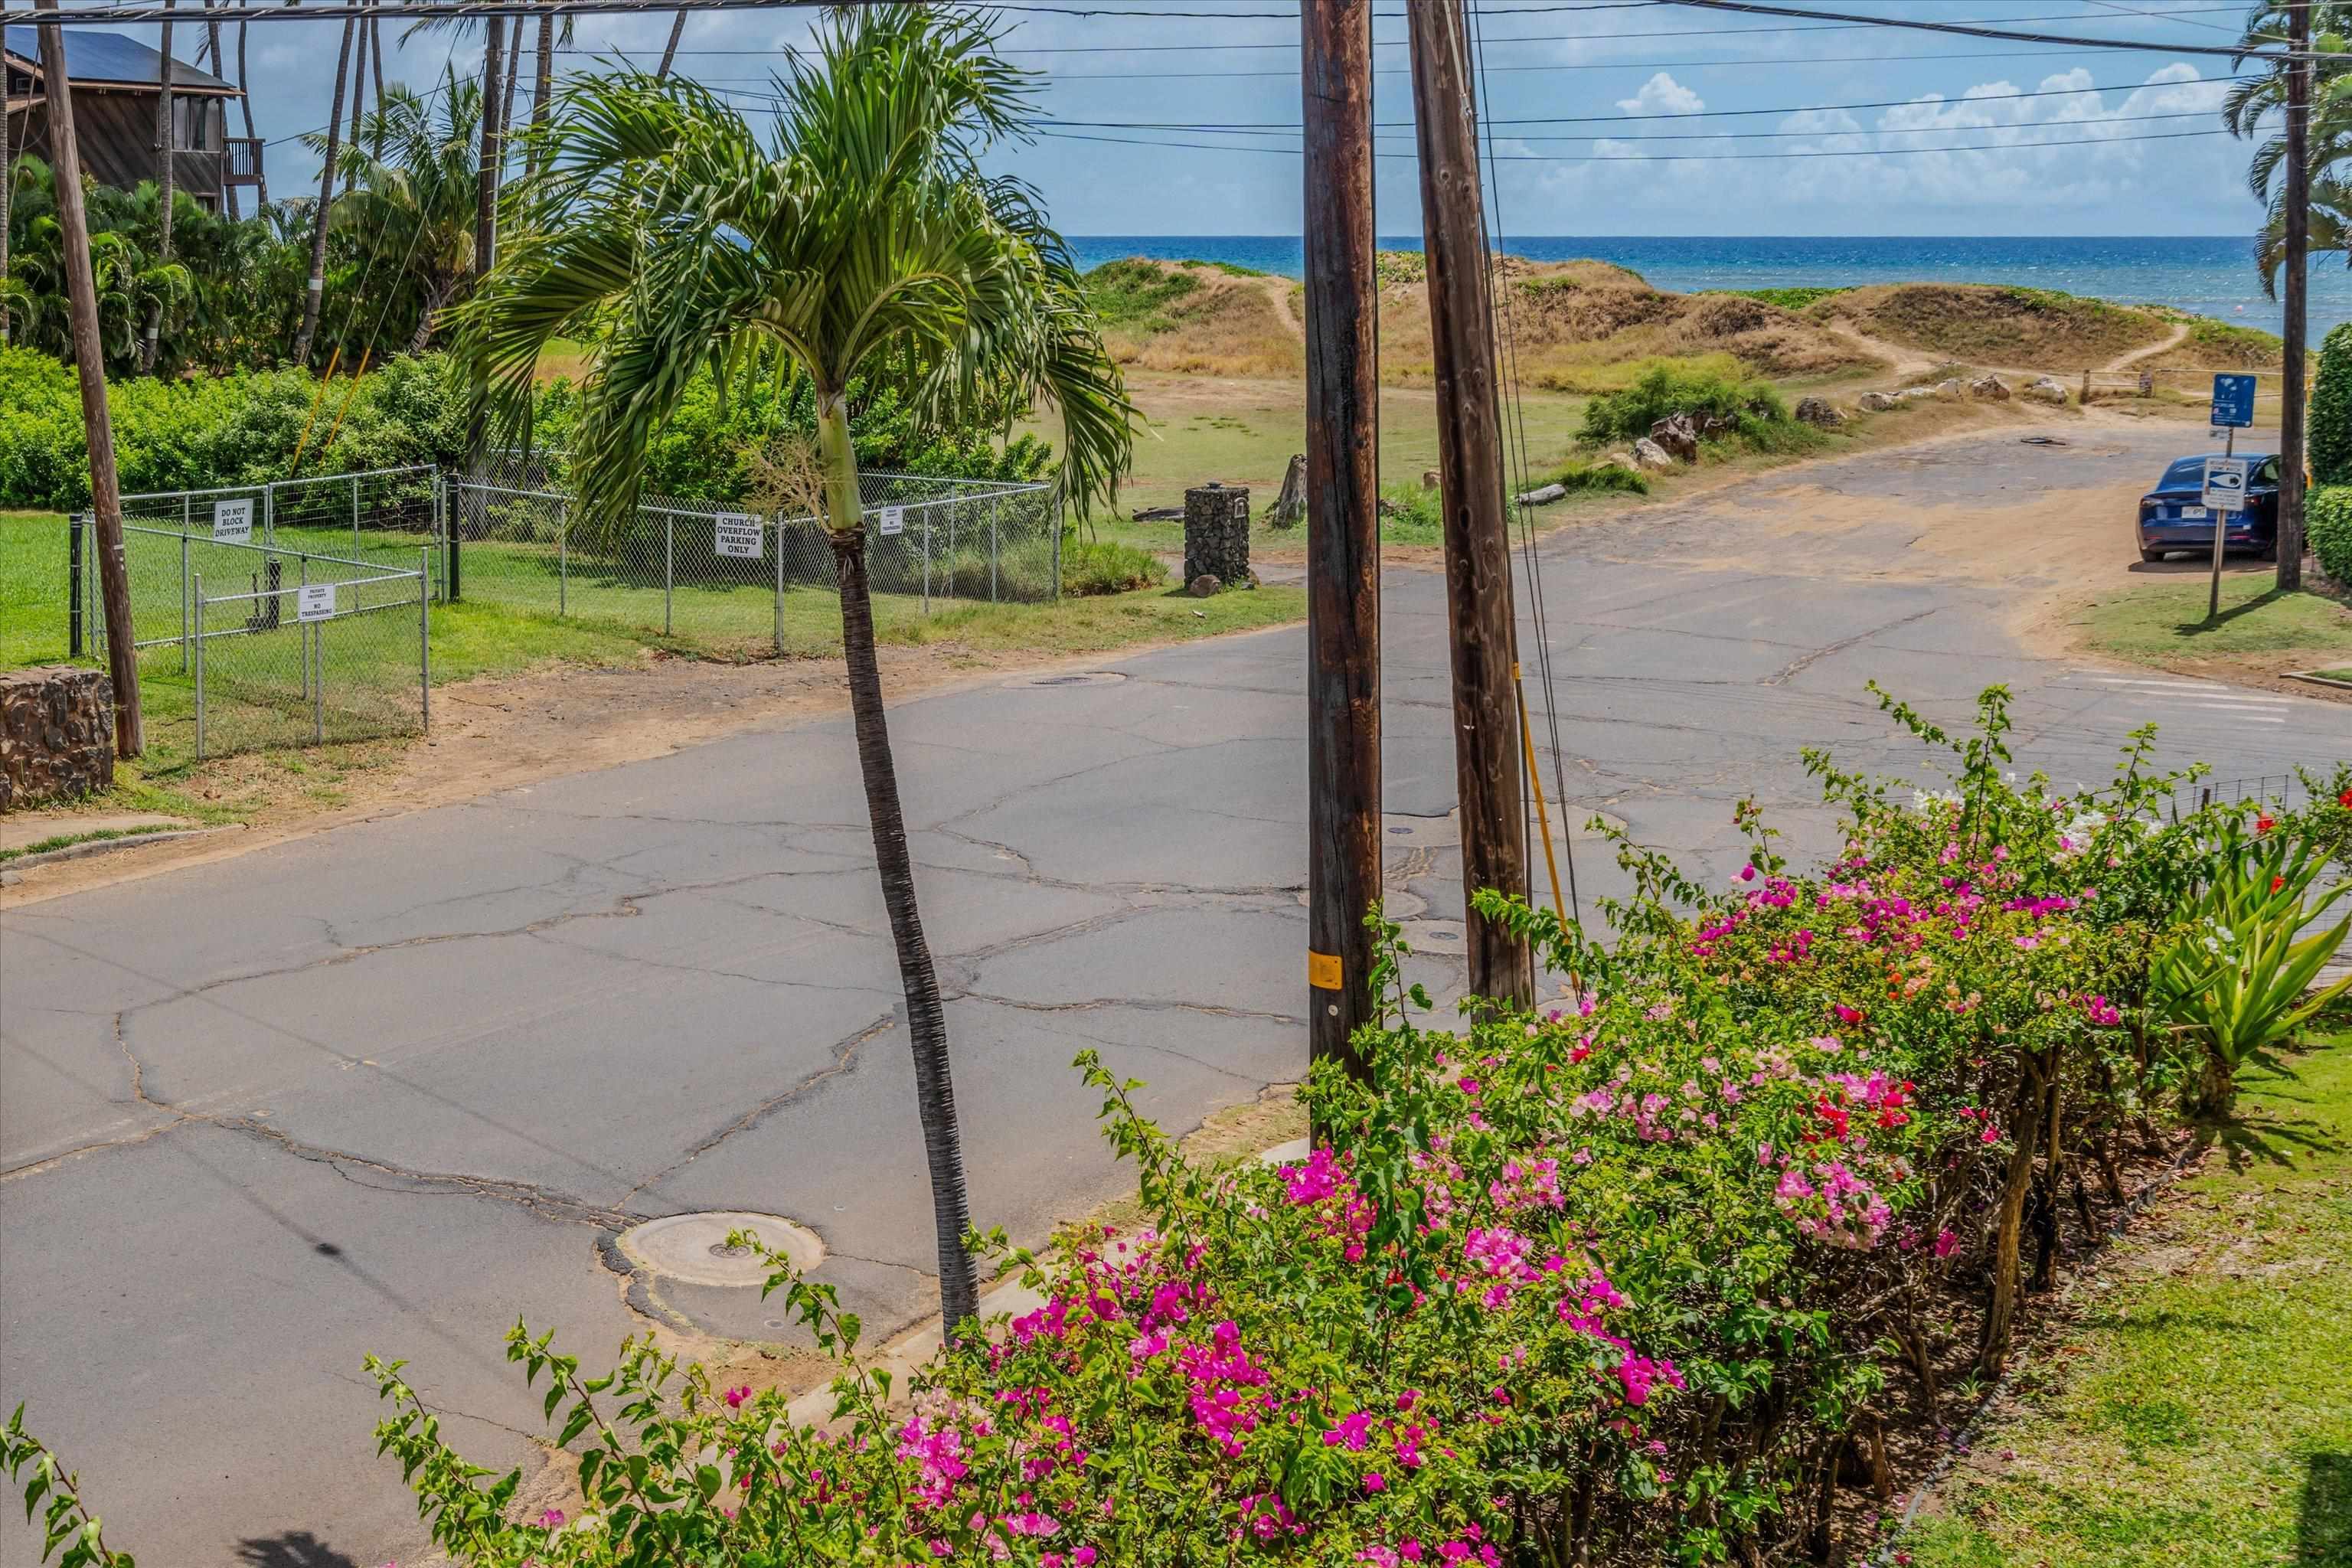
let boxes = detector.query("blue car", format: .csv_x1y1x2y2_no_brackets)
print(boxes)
2137,452,2280,563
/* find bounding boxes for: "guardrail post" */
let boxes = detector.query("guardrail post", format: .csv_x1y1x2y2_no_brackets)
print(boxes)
68,515,86,659
193,571,205,759
664,508,675,635
420,548,431,733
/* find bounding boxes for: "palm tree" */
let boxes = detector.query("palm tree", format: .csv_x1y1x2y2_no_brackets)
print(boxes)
453,3,1134,1339
305,71,483,352
291,15,358,365
2224,2,2352,294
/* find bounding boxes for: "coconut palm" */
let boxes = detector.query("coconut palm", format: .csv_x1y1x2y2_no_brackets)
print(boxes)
2223,2,2352,294
452,3,1134,1338
308,70,484,352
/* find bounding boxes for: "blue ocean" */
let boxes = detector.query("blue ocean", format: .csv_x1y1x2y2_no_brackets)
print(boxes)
1067,236,2352,345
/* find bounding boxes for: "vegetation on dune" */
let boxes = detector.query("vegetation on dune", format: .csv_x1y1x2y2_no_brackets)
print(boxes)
1707,285,1854,310
1810,283,2192,369
1578,360,1793,444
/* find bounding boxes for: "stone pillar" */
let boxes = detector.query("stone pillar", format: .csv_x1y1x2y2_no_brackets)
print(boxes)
1183,482,1251,593
1,667,116,810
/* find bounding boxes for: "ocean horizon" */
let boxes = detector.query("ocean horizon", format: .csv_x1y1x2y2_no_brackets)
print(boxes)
1067,236,2351,345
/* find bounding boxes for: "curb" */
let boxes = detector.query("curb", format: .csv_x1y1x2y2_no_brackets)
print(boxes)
0,826,233,880
2282,670,2352,693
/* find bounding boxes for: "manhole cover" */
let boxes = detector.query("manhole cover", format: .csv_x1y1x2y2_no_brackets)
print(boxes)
1397,919,1468,951
619,1211,825,1289
1002,671,1128,689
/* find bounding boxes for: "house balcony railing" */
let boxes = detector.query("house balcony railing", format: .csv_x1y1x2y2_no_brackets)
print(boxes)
223,136,263,186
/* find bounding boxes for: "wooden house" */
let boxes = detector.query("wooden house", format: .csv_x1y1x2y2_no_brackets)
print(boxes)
4,25,261,213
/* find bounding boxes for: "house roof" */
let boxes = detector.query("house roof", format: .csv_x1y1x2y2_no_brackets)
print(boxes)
3,26,239,95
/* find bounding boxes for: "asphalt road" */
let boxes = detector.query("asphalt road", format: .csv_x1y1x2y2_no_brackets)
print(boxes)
3,420,2344,1566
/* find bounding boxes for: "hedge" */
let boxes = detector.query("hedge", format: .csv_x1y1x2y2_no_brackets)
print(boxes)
2311,322,2351,487
2310,482,2352,586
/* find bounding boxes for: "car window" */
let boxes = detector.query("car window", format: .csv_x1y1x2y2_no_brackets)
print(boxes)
2255,458,2279,484
2160,459,2207,487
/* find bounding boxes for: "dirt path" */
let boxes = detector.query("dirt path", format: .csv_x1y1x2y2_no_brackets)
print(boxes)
2105,318,2190,372
1259,276,1305,343
1823,319,1942,381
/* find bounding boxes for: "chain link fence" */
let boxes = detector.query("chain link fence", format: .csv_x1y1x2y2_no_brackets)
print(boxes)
79,519,430,759
117,466,446,593
451,468,1059,655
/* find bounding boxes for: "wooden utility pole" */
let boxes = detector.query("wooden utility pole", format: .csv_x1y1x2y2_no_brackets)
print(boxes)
458,14,509,601
38,0,144,757
1406,0,1531,1008
2278,0,2311,590
1302,0,1381,1079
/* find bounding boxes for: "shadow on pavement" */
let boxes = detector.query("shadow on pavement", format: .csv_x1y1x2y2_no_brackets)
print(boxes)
234,1531,361,1568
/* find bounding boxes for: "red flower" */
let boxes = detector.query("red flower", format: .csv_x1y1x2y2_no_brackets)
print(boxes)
2271,875,2287,894
2341,788,2352,808
2256,814,2275,835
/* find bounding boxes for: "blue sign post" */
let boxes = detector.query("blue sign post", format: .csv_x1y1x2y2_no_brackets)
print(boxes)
2210,373,2258,429
2204,374,2259,620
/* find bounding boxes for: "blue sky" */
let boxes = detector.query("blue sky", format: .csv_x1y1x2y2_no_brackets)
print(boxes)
103,0,2283,236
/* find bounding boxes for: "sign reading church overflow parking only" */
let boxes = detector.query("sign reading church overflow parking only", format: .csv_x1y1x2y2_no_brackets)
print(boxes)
714,513,763,560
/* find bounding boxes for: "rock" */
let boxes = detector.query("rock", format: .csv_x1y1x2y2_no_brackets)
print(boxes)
1,667,115,811
1900,386,1939,402
1187,573,1222,597
2023,376,2070,405
1630,438,1677,472
1516,482,1568,506
1857,390,1899,413
1421,469,1442,490
1648,413,1701,463
1936,378,1965,400
1794,397,1844,428
1969,374,2012,401
1606,450,1638,470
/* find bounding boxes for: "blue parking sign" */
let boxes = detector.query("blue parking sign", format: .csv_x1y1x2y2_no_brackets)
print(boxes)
2210,373,2258,428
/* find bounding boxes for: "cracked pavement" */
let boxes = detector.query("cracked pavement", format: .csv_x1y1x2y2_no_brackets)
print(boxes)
2,420,2344,1566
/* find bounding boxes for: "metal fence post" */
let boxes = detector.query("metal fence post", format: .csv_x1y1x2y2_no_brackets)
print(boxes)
773,515,785,658
313,614,325,744
990,495,1000,603
192,571,205,759
1051,495,1064,601
557,498,568,618
449,470,463,602
420,548,431,733
299,558,311,701
181,529,191,673
67,515,85,659
263,481,276,549
922,509,932,615
664,508,675,635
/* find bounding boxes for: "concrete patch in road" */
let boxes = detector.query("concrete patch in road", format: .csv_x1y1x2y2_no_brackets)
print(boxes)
620,1210,825,1288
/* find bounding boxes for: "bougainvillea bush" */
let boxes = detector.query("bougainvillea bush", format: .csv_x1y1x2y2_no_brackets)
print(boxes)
15,689,2339,1567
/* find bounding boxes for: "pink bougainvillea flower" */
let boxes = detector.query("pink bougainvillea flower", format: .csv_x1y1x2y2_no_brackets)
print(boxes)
1364,1471,1387,1493
723,1386,752,1410
1934,1229,1958,1259
538,1508,565,1528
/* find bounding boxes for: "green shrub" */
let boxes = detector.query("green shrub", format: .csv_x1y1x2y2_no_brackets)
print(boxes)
1707,286,1852,310
2312,322,2352,485
1540,458,1649,496
1082,259,1204,332
1060,537,1167,596
1378,482,1443,544
1579,360,1789,445
2311,484,2352,586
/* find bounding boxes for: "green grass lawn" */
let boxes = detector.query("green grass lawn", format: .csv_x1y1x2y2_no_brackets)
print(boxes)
2074,574,2352,664
1902,1024,2352,1568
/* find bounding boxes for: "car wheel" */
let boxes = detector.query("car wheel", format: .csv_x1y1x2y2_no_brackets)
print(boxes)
2258,537,2278,562
2140,547,2166,563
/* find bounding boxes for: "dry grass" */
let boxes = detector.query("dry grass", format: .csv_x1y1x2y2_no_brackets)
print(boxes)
1097,264,1305,379
1813,284,2175,369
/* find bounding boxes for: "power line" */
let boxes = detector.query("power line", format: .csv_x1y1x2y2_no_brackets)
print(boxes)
1033,120,2237,158
1651,0,2335,60
642,43,2194,74
1042,102,2235,135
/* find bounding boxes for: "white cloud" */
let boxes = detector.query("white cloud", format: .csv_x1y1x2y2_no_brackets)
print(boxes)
1616,72,1704,117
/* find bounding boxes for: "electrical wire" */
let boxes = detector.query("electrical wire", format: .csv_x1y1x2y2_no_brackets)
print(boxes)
1032,121,2237,157
1043,105,2231,137
1649,0,2339,60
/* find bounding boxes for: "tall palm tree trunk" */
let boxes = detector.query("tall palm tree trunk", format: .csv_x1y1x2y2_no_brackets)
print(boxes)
656,10,687,77
204,0,234,219
369,18,385,139
344,15,369,198
291,15,354,366
235,0,264,207
144,0,175,372
528,12,554,180
500,28,522,177
2,92,13,344
817,388,981,1341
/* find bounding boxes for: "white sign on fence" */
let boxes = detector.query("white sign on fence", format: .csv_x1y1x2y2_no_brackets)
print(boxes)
2202,457,2249,512
879,505,906,537
714,512,763,560
296,583,337,622
212,498,253,544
